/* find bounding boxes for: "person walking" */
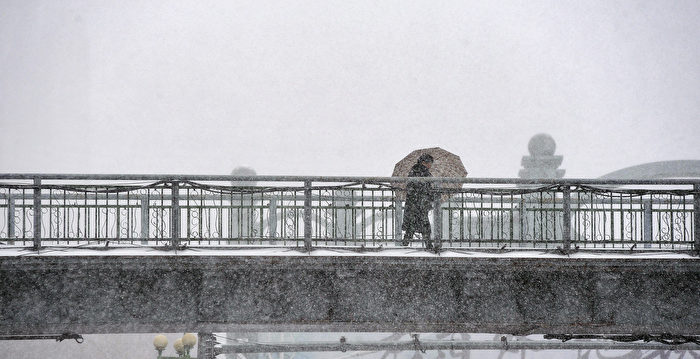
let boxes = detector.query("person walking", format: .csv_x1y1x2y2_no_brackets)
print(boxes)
401,153,438,249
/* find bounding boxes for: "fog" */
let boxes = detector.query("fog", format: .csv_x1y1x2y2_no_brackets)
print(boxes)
2,1,699,178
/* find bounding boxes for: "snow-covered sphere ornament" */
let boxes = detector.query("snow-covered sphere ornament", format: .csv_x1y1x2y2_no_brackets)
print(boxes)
528,133,557,156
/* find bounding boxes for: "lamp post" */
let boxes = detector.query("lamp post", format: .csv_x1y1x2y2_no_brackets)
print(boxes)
154,333,198,359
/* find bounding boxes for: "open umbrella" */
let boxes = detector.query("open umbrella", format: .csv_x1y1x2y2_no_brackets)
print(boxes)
392,147,468,200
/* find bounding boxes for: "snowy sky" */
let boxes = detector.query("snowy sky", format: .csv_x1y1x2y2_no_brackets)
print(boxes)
1,0,699,178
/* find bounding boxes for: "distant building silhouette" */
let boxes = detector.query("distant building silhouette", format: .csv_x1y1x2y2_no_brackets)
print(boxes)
599,160,700,179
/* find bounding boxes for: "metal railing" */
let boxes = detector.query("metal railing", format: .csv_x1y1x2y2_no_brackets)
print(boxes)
1,174,698,252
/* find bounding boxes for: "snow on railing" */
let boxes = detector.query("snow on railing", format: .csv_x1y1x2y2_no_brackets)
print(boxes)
0,174,698,252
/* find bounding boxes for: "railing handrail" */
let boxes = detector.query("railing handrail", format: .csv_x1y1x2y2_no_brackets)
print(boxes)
1,173,700,185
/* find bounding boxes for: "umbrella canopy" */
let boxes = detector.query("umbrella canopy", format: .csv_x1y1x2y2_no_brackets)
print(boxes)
392,147,468,200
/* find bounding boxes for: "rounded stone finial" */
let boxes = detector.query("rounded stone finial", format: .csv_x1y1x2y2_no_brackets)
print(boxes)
528,133,556,156
231,166,257,177
231,166,257,186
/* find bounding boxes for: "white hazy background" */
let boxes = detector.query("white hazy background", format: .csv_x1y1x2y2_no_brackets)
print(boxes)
1,2,700,358
1,1,700,177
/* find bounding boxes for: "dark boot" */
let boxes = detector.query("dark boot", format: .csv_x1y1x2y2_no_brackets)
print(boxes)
422,231,432,250
401,232,413,246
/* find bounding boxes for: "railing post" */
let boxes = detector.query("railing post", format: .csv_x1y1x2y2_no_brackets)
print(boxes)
140,195,150,244
694,184,700,252
33,177,42,250
432,197,442,250
333,190,351,240
643,198,653,248
304,180,312,251
171,181,180,249
562,185,571,252
7,194,15,244
197,333,217,359
519,197,526,242
268,196,278,243
394,199,403,243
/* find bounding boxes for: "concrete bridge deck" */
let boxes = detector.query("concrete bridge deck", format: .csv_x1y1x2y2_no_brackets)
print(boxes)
1,247,697,336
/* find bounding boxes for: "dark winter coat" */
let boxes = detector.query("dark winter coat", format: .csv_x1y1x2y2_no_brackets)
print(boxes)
401,163,437,233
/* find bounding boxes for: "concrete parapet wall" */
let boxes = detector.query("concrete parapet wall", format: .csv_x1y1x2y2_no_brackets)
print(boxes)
0,254,698,335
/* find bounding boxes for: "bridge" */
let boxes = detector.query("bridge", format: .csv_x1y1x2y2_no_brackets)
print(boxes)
1,174,699,351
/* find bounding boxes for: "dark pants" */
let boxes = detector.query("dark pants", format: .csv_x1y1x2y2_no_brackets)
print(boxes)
403,229,432,248
402,211,432,248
